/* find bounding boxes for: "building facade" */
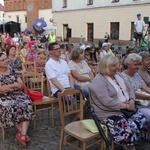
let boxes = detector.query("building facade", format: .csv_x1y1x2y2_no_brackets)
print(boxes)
52,0,150,44
3,0,52,33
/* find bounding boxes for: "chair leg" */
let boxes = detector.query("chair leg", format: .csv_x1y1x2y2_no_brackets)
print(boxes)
2,127,5,140
59,128,64,150
52,103,54,126
100,139,104,150
83,141,86,150
34,105,37,131
111,139,114,150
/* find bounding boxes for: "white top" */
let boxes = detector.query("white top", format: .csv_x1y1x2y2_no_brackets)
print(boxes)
80,44,90,51
99,50,108,59
12,37,18,43
68,60,91,87
134,20,145,33
45,58,71,94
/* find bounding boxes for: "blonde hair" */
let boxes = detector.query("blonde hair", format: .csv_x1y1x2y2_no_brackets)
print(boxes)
98,55,119,75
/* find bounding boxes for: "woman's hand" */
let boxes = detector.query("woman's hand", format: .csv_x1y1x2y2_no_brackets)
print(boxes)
126,100,136,111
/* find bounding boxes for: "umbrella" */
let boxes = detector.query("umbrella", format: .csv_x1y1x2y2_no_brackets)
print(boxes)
21,28,31,34
33,19,47,34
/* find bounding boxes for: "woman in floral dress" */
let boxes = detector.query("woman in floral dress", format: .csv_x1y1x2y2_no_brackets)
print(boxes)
6,45,26,75
0,52,35,146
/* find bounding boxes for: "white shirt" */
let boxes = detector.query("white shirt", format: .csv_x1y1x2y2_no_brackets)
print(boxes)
99,50,109,59
80,44,90,51
134,20,145,33
45,58,71,94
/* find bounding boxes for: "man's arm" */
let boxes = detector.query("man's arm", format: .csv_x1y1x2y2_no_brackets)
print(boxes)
68,73,74,89
50,78,65,92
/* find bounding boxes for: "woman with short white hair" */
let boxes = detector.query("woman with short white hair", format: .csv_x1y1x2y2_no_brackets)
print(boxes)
121,53,150,122
90,55,147,150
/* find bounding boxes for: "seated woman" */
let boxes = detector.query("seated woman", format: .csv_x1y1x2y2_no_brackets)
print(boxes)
138,51,150,87
121,53,150,122
26,44,45,73
84,47,93,66
6,45,26,75
89,46,99,64
0,53,35,146
68,49,94,98
60,44,68,63
20,42,29,63
90,55,147,150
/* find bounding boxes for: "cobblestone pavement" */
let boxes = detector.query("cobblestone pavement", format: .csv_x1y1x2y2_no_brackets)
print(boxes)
0,108,150,150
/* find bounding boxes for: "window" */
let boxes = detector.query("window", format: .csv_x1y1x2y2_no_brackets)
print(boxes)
62,0,67,8
87,23,94,42
16,15,19,23
25,15,27,23
111,0,119,3
87,0,93,5
110,22,119,39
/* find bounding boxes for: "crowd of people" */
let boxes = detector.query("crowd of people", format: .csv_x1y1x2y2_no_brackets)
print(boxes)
0,13,149,149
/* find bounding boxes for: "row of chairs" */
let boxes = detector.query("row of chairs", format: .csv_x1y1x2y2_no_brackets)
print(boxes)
1,71,114,149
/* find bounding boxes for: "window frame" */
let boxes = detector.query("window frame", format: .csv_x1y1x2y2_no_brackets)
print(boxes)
87,0,93,5
62,0,67,8
111,0,119,3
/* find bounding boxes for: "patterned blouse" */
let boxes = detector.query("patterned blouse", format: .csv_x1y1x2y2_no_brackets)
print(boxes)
121,72,144,91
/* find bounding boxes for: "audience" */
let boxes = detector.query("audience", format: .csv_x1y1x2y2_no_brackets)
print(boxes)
121,53,150,122
99,42,109,59
90,55,147,150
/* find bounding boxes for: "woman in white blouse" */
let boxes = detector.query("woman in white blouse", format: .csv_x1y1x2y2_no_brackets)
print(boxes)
68,49,94,98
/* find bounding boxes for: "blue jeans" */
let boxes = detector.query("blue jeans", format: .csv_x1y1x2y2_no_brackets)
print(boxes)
74,84,89,99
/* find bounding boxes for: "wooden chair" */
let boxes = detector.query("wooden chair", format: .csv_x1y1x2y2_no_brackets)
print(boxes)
58,89,103,150
24,61,37,72
2,127,5,140
21,72,57,130
88,87,114,150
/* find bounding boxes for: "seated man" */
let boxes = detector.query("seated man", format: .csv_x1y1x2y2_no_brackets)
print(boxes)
45,42,74,97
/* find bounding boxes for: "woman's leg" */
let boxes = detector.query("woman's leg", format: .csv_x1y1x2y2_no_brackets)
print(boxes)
21,121,30,135
15,123,22,133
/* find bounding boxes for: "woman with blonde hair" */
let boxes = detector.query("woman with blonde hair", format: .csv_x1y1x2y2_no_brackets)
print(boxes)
90,55,147,150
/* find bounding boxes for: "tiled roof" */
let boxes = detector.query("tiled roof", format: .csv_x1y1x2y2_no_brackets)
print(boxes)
0,3,4,11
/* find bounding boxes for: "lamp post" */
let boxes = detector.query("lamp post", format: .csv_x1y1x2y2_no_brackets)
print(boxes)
2,13,5,34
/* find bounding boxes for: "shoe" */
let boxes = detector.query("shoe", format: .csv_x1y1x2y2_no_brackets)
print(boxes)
25,135,31,142
16,133,26,146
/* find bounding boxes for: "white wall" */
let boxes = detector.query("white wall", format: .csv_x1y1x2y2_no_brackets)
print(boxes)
4,11,27,31
53,4,150,41
52,0,150,12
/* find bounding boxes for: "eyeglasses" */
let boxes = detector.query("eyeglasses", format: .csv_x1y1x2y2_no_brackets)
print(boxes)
53,48,61,51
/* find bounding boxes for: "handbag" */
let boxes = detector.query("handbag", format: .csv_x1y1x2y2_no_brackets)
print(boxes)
121,102,138,118
19,83,43,102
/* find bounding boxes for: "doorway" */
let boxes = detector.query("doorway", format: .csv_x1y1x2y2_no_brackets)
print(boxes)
87,23,94,43
63,24,68,41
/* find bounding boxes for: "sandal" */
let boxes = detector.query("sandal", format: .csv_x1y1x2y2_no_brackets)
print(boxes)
25,135,31,142
16,133,26,146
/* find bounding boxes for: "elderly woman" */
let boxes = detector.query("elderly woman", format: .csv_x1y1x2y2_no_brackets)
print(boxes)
6,45,26,75
90,55,147,150
138,51,150,87
121,53,150,122
68,49,94,98
0,53,35,146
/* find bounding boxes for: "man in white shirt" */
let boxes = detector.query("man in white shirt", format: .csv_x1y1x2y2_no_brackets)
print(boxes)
45,42,74,97
80,39,90,51
134,13,145,47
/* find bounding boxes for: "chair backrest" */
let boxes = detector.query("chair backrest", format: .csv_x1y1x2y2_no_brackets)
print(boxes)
88,87,93,105
24,61,37,72
22,72,44,94
35,59,46,73
58,89,84,127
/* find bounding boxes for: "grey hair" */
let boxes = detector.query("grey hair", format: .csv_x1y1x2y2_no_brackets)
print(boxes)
98,55,119,75
125,53,142,65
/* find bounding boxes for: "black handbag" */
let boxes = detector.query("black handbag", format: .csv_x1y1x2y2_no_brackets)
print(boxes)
121,104,138,118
